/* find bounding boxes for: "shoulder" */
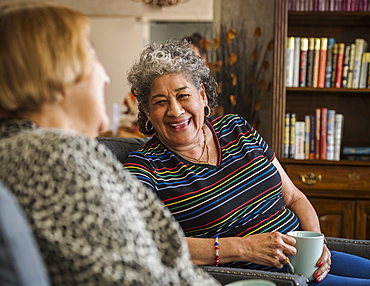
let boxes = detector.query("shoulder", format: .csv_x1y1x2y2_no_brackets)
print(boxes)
208,114,254,134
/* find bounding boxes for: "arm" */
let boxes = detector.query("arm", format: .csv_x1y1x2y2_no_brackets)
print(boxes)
272,158,320,232
272,158,331,282
185,233,296,268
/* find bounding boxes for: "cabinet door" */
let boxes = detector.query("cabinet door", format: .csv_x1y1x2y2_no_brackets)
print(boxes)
355,200,370,240
309,198,355,239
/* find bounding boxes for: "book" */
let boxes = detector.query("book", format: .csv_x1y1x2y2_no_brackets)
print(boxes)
312,38,321,88
309,115,316,159
347,43,356,88
359,52,370,88
315,108,321,159
343,147,370,155
284,112,290,158
304,115,311,159
325,38,335,87
317,37,328,88
330,43,339,87
289,113,296,159
299,37,309,87
341,44,351,88
286,37,295,87
326,109,336,160
293,37,301,87
306,37,315,87
320,107,328,160
352,38,368,88
334,113,344,161
334,43,345,88
294,121,305,160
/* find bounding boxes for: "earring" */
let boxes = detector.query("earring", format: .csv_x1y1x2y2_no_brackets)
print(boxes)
204,105,211,117
145,119,154,133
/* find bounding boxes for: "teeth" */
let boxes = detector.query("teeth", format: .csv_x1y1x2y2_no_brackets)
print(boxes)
170,119,189,128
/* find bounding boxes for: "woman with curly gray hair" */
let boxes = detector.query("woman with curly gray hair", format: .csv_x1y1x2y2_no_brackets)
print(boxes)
125,39,370,285
127,38,217,136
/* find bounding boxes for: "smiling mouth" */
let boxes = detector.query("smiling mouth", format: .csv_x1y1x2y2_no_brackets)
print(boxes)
169,119,191,129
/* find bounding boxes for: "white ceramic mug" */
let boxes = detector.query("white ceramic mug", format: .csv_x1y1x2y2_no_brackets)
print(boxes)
287,231,324,281
225,279,276,286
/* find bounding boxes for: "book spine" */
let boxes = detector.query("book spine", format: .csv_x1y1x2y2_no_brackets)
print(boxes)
284,112,290,158
306,37,315,87
325,38,335,87
334,43,345,88
334,113,344,161
293,37,301,87
315,108,321,159
347,43,356,88
299,38,309,87
331,43,339,87
353,38,368,88
286,37,295,87
341,44,351,87
326,109,336,160
312,38,321,88
318,37,328,88
294,121,305,160
309,115,316,159
320,108,328,160
289,113,296,159
304,115,311,159
359,52,370,88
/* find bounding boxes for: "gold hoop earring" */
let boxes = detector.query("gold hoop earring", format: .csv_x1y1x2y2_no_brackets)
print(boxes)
145,120,154,133
204,105,211,117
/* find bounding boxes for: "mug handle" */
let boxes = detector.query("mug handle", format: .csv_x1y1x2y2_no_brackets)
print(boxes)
286,261,294,274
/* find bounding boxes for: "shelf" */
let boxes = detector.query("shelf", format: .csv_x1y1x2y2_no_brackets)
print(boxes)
286,87,370,93
281,158,370,167
288,11,370,27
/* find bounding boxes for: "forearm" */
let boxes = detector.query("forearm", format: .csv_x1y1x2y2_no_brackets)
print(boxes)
272,158,322,233
185,237,243,265
289,195,321,233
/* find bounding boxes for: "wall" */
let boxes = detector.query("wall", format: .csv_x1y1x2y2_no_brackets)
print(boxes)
0,0,213,129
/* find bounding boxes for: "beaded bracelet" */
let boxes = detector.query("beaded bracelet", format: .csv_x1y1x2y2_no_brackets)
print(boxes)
214,235,220,266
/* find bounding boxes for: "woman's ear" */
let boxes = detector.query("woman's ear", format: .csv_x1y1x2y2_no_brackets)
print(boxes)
200,83,208,104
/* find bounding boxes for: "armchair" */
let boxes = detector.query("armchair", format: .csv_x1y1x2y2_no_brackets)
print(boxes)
97,136,370,286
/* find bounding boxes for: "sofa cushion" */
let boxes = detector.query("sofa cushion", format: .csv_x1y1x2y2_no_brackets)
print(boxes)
96,137,149,163
0,182,51,286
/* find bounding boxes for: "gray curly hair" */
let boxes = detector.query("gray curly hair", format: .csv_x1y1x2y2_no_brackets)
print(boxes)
127,38,218,135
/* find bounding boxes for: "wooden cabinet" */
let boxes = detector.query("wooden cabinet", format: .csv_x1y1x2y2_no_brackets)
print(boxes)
279,10,370,240
283,160,370,239
213,1,370,239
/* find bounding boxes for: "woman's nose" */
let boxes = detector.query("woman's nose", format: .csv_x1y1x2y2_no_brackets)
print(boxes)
167,100,184,117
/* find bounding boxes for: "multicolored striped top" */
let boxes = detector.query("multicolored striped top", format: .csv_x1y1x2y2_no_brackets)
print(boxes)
124,114,300,269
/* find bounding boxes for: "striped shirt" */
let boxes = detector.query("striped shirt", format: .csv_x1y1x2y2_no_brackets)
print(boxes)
124,114,300,269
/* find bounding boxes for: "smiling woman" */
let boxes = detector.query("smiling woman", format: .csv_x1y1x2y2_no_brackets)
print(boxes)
124,38,370,286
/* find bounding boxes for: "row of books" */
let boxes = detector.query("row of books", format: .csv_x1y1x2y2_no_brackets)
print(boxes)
286,37,369,88
288,0,370,11
283,109,344,160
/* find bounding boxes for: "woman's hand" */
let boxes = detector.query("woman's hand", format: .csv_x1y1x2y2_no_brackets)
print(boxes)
239,231,297,268
313,244,331,282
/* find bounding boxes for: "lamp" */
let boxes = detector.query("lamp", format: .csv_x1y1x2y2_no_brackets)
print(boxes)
132,0,189,7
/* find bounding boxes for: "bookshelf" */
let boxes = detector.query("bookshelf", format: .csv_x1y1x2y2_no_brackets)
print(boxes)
213,0,370,239
281,9,370,239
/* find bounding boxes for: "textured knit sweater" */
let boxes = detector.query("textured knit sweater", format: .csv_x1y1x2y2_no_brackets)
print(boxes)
0,118,219,286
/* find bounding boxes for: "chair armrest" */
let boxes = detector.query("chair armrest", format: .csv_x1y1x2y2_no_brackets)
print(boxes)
200,266,308,286
326,237,370,260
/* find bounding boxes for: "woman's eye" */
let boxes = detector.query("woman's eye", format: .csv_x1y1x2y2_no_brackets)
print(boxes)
154,100,166,105
178,94,190,100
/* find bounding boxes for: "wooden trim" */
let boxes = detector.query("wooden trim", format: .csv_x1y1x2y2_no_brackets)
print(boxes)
271,0,287,158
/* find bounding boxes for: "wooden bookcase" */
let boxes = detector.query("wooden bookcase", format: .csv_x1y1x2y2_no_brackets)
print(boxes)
214,0,370,239
280,10,370,239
